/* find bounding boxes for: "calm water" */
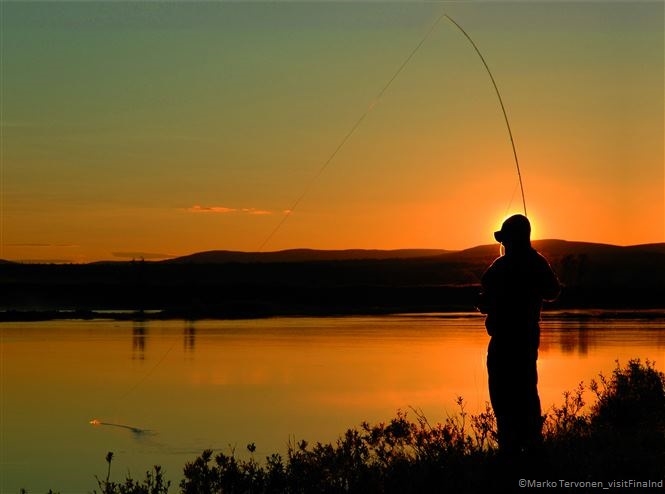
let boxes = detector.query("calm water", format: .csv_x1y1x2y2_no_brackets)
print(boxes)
1,313,664,493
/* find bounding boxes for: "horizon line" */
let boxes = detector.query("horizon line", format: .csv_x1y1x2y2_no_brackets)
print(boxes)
3,238,665,265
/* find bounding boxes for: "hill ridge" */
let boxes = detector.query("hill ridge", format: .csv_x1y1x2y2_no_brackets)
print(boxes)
162,240,665,264
2,240,663,265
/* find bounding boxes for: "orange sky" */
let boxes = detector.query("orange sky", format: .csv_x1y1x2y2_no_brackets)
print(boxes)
1,2,663,262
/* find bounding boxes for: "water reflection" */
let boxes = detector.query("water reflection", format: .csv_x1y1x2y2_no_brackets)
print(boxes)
556,320,590,356
132,320,198,360
541,316,665,357
184,321,196,354
132,321,147,360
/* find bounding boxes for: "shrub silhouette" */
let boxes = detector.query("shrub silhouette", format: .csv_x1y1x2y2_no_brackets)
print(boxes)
541,359,665,482
591,358,665,428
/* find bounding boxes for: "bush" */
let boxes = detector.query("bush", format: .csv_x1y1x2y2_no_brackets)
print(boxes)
541,359,665,481
591,358,665,429
179,401,498,494
94,452,171,494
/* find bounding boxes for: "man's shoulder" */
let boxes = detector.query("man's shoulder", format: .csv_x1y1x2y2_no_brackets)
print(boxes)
484,248,551,272
530,249,553,265
486,255,507,270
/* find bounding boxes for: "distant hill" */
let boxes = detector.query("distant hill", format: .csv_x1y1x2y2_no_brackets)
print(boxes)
160,240,665,265
2,240,662,266
436,239,665,261
162,248,450,264
533,239,665,258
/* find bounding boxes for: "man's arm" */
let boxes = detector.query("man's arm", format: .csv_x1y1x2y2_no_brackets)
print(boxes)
539,256,561,302
478,260,499,313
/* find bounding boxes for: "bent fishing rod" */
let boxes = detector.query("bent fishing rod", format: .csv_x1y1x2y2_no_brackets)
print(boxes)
442,14,527,218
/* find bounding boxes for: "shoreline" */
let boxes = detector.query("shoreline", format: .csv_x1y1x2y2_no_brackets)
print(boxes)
1,307,664,323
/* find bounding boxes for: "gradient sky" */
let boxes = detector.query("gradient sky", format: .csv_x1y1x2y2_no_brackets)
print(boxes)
1,1,663,262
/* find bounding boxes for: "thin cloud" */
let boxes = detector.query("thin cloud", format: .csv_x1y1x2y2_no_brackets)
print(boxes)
16,259,74,264
187,205,236,214
186,205,273,215
241,208,272,216
7,243,78,248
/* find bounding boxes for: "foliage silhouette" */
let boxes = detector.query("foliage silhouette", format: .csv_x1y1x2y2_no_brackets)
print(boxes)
93,451,171,494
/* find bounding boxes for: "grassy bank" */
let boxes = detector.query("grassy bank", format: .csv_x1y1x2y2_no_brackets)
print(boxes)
32,359,665,494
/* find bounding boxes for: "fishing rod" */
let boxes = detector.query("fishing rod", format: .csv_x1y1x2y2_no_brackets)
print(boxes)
259,11,528,251
442,14,527,217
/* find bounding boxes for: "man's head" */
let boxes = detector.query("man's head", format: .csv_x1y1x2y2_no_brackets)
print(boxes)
494,214,531,247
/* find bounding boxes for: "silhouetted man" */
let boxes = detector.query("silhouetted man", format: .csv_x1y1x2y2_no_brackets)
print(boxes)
477,214,560,456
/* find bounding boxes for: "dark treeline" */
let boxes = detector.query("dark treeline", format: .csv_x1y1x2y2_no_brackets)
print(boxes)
1,240,663,320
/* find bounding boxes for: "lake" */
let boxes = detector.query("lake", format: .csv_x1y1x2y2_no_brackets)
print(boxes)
1,313,664,492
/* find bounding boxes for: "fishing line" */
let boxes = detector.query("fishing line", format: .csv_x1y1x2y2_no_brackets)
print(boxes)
89,333,177,432
117,337,177,403
259,11,528,251
504,180,520,218
258,10,448,251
